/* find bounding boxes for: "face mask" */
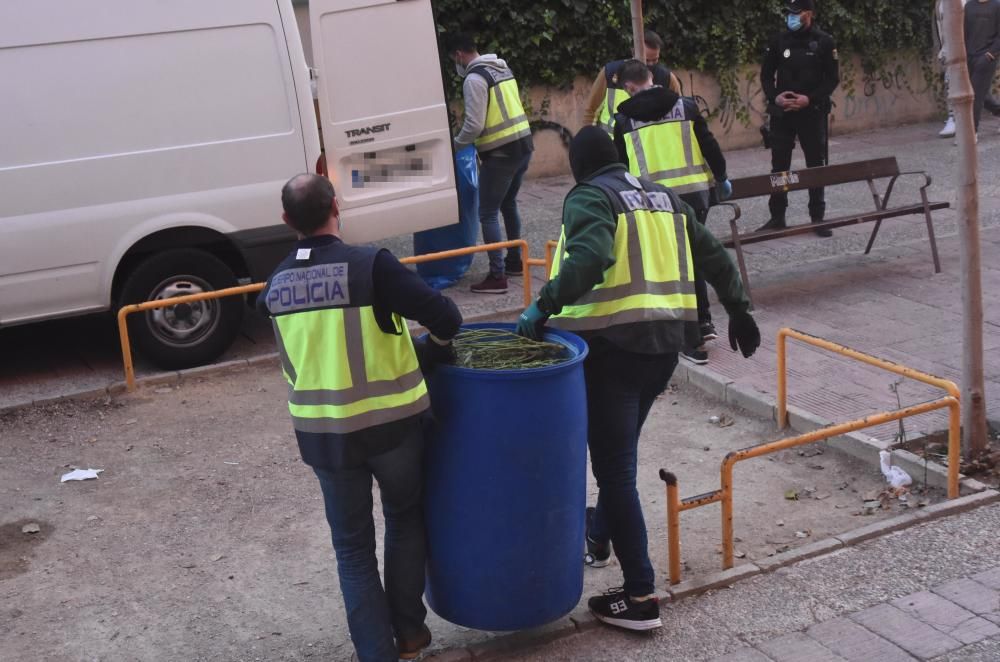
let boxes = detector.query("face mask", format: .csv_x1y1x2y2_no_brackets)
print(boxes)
455,62,466,77
787,13,803,31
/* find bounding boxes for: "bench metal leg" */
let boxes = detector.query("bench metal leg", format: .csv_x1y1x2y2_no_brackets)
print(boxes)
729,219,754,310
922,190,942,273
864,219,883,255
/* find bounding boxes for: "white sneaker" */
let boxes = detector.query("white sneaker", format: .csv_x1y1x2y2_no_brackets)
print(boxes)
953,133,978,146
939,116,956,137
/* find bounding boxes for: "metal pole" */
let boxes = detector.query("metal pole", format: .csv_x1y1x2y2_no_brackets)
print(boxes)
631,0,644,61
660,470,683,585
943,0,988,457
721,461,735,569
777,330,788,428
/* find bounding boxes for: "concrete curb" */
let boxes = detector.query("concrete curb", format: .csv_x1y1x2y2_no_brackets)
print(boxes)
0,353,278,416
423,488,1000,660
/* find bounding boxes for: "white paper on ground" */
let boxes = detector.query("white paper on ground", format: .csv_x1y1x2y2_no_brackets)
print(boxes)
61,468,104,483
879,451,912,488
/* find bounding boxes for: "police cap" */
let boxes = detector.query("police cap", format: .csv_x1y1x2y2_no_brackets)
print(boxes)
784,0,815,13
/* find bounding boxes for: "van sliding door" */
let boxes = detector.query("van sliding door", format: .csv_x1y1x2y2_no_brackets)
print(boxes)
309,0,457,243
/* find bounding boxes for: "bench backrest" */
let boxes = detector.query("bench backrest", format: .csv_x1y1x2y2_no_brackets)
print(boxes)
728,157,900,201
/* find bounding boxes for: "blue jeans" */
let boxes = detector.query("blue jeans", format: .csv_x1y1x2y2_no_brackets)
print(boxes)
585,346,678,597
478,150,532,276
313,430,427,662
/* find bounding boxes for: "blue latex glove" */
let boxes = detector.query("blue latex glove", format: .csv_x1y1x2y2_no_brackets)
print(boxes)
718,179,733,201
516,302,549,341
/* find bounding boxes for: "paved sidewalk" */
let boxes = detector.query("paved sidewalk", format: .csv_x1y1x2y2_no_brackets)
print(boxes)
502,502,1000,662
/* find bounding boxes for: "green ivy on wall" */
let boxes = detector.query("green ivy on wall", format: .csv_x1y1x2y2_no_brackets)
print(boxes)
434,0,936,124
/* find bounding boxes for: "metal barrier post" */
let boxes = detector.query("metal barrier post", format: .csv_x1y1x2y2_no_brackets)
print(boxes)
720,458,736,569
777,327,961,498
659,470,683,585
117,283,264,392
777,330,788,428
719,397,959,569
663,328,964,583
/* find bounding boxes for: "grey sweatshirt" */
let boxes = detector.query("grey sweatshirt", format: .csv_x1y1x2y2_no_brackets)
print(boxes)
965,0,1000,57
454,54,509,148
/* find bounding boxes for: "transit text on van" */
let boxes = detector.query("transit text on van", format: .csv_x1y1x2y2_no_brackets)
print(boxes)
345,123,391,139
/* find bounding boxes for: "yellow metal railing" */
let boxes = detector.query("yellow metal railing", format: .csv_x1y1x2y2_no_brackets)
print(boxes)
660,327,961,585
118,239,541,391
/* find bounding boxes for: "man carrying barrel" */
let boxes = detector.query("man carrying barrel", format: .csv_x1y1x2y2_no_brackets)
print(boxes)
259,174,461,661
516,127,759,631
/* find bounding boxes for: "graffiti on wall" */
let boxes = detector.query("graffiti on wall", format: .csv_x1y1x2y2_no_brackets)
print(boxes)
684,60,939,132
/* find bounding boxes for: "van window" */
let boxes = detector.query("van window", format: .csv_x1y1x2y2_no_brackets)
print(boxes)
1,24,293,170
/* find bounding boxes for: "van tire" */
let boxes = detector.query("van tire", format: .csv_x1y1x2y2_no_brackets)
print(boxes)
119,249,244,370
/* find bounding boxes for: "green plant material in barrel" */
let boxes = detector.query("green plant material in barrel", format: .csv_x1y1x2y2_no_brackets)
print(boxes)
453,328,569,370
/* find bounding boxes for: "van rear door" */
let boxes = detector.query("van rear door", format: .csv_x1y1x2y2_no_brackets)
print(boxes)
309,0,457,244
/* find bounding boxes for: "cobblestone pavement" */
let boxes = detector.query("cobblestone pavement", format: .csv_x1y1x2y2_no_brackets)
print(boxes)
501,503,1000,662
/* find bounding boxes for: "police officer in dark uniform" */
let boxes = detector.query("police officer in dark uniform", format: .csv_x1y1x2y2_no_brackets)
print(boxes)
758,0,839,236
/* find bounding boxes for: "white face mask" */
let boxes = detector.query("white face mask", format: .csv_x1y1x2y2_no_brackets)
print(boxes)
455,62,466,77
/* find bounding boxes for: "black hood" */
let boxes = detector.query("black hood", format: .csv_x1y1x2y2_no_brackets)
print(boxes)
617,85,680,123
568,126,622,182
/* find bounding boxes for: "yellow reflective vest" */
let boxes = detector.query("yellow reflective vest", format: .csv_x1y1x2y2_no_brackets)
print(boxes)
618,97,714,206
263,243,428,436
548,170,698,332
468,64,532,153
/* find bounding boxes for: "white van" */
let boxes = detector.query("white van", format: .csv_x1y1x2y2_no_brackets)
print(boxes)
0,0,457,368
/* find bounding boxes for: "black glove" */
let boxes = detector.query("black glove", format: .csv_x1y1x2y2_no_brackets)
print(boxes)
728,310,760,358
414,335,456,373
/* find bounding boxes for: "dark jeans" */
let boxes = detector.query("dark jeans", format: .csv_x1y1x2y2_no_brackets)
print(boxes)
768,108,828,222
478,150,532,276
691,206,712,330
969,53,1000,131
585,346,679,597
313,430,427,662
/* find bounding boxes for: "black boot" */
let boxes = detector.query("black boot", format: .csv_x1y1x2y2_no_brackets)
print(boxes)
757,217,786,232
812,218,832,238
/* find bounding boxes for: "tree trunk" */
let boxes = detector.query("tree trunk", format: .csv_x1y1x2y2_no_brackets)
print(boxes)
631,0,644,62
943,0,989,458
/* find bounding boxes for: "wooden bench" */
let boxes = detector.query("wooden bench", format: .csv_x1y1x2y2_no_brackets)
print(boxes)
708,157,949,305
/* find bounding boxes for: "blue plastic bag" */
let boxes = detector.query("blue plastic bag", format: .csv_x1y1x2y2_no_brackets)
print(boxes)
413,145,479,289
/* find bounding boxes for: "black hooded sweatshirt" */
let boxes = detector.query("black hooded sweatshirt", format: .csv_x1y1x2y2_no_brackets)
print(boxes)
612,85,728,209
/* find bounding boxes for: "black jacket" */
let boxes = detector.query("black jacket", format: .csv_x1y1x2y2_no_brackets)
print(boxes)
612,86,727,202
761,24,839,112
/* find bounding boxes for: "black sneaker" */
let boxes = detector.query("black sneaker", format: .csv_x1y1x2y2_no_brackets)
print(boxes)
588,588,662,631
681,345,709,365
756,217,786,232
584,507,611,568
504,259,524,277
700,322,718,342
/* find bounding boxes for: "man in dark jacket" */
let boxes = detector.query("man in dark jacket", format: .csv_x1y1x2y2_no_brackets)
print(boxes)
259,174,462,662
612,59,732,364
759,0,839,235
516,127,759,632
965,0,1000,134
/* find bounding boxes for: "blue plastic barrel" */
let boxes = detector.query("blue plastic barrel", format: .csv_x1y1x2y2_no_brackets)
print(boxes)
423,323,589,631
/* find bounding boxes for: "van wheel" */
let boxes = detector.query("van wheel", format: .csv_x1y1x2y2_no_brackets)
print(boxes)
119,249,244,370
